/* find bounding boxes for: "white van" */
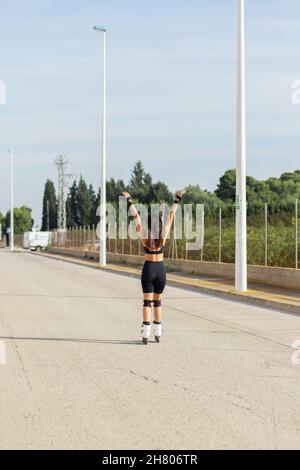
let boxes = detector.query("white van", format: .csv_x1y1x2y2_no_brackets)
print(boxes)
23,231,51,252
23,232,37,249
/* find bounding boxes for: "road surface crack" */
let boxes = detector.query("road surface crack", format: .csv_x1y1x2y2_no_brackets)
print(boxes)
129,369,159,384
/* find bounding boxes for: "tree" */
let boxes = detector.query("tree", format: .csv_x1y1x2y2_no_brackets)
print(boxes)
280,172,300,183
150,181,172,203
77,176,92,227
185,184,222,218
128,161,153,204
0,212,5,241
106,178,126,204
5,206,33,235
215,169,236,201
67,181,79,227
41,180,57,231
88,184,99,227
42,163,300,230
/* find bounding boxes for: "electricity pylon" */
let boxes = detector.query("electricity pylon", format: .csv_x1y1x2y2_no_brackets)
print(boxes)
55,155,74,231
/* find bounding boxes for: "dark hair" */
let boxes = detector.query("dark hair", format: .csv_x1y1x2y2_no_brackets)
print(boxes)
145,214,163,249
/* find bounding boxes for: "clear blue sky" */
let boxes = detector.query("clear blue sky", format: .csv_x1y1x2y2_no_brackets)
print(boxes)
0,0,300,225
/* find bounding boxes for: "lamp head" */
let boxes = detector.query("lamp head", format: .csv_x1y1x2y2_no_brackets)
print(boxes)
93,25,106,33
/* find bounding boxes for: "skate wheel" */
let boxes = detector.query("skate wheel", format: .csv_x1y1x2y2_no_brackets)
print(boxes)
142,337,148,345
155,336,160,343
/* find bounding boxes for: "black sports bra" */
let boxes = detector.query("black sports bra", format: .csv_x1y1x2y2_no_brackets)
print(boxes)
144,245,164,255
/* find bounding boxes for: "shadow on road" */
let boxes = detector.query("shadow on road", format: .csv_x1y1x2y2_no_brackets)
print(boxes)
0,336,143,346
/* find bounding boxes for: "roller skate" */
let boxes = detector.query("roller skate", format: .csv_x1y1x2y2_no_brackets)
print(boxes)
153,321,162,343
141,322,151,345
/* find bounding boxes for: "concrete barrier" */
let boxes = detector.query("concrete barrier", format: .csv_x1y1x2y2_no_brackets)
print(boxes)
47,247,300,290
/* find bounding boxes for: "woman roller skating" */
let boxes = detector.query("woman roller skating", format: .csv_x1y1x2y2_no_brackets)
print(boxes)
122,189,185,344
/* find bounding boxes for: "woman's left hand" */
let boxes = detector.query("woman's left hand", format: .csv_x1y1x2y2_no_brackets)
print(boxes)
122,191,131,199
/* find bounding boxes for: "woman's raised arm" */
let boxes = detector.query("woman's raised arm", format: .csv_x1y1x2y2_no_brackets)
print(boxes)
122,191,143,235
162,189,186,243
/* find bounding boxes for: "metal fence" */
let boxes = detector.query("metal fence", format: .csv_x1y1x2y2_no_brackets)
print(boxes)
50,199,299,269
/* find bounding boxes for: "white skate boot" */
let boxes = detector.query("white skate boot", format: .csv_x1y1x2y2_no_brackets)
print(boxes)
141,322,151,345
153,322,162,343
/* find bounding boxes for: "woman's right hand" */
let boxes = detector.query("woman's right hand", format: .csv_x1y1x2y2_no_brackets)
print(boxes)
122,191,131,199
175,188,186,199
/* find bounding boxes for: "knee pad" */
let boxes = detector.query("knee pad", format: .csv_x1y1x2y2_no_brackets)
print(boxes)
143,299,153,308
153,299,161,308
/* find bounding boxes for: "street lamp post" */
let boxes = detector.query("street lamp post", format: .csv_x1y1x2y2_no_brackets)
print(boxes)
94,24,107,266
8,149,14,252
1,83,15,253
0,80,6,105
235,0,247,292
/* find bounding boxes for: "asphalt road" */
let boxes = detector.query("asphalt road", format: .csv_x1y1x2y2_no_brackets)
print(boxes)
1,251,300,450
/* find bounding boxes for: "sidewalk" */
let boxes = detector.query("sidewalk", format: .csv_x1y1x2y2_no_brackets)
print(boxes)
35,250,300,315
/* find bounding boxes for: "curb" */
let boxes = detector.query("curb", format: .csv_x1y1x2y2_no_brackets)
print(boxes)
34,251,300,315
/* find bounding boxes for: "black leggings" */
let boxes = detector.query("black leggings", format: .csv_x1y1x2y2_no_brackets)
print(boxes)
141,261,166,294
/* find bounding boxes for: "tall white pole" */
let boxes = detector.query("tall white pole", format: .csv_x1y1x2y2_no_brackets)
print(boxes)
219,208,222,263
9,149,14,252
235,0,247,292
296,199,298,269
100,30,107,266
94,25,107,266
